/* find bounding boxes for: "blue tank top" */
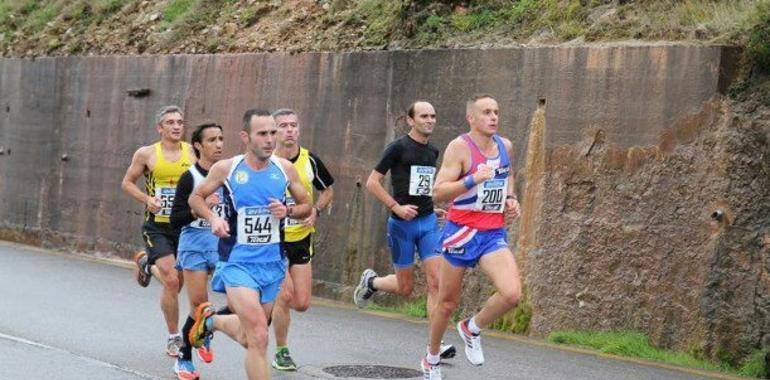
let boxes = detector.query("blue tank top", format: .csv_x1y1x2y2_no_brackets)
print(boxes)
178,165,224,254
219,155,288,263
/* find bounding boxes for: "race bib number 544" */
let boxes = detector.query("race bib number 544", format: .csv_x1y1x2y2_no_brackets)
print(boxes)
237,206,280,245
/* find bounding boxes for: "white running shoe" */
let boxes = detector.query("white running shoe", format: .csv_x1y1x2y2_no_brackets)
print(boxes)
353,269,377,307
439,341,456,360
421,357,442,380
457,319,484,366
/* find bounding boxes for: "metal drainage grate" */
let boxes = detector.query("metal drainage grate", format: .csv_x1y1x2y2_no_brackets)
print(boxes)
322,365,422,379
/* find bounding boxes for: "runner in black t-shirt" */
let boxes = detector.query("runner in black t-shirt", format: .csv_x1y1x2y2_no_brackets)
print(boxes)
353,101,455,360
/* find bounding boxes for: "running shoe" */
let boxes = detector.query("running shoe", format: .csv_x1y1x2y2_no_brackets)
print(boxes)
420,357,442,380
352,269,377,307
133,251,151,287
439,341,456,360
173,358,199,380
457,319,484,366
271,347,298,371
166,335,183,357
189,303,215,348
196,335,214,363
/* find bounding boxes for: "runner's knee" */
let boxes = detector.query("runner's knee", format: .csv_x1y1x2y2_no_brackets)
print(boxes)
396,282,414,297
160,271,180,290
499,286,521,307
436,298,458,318
278,287,293,307
292,293,311,312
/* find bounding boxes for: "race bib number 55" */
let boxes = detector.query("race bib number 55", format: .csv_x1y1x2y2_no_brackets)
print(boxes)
237,206,280,245
409,166,435,196
156,187,176,217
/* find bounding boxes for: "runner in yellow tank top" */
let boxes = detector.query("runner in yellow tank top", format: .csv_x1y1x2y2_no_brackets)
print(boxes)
121,105,197,358
270,108,335,371
146,141,194,224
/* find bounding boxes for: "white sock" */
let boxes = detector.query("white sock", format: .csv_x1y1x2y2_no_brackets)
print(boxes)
426,351,440,365
468,317,481,335
169,333,181,339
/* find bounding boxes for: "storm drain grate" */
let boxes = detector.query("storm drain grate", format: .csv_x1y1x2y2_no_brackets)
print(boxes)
322,365,422,379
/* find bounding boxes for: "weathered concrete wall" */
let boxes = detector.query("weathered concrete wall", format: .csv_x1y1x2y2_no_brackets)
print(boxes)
2,45,764,361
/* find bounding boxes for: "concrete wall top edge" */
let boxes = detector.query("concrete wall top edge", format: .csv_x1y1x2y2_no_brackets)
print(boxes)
0,43,732,61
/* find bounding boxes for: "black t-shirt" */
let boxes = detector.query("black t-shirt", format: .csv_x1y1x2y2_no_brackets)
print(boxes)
374,135,439,219
170,163,208,231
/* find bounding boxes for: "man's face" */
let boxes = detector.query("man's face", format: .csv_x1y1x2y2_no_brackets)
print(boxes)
467,98,499,136
196,127,224,163
407,102,436,137
157,112,184,142
241,115,277,160
275,114,299,148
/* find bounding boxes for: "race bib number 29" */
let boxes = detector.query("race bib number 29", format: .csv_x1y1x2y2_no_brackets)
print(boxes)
237,206,279,245
409,166,435,196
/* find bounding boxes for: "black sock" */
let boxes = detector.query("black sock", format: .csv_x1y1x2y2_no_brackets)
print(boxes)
367,276,377,291
180,315,195,360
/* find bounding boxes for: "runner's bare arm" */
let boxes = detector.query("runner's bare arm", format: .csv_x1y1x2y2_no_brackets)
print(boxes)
366,170,400,210
282,160,312,219
121,146,160,212
433,139,472,203
189,159,228,222
502,138,521,218
315,186,334,211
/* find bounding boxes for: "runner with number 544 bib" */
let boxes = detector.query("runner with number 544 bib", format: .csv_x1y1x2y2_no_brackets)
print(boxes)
188,109,311,380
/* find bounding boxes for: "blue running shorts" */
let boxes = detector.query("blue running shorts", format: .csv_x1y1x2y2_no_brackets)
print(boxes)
440,221,508,268
387,213,441,268
210,260,286,304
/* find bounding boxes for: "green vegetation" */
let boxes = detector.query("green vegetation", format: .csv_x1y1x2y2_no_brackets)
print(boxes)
549,330,767,378
747,1,770,73
367,297,428,319
332,0,764,48
489,293,531,334
163,0,197,25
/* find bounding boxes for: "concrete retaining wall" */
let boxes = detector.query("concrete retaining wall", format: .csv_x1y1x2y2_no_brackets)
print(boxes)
2,45,762,361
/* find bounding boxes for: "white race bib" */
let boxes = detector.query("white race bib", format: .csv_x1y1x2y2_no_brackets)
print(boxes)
237,206,280,245
192,203,225,229
475,178,507,213
156,186,176,217
284,197,300,227
408,165,435,196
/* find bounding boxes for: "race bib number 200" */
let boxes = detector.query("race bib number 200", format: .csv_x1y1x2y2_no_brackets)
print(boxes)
237,206,279,245
475,178,507,212
409,166,435,196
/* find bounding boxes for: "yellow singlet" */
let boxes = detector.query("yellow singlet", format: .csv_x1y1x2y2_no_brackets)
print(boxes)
145,142,193,223
284,147,315,242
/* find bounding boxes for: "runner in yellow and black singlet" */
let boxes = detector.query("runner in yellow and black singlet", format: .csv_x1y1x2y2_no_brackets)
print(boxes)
121,105,197,358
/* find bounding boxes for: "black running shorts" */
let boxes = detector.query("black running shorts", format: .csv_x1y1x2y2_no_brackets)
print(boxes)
283,234,314,266
142,221,178,264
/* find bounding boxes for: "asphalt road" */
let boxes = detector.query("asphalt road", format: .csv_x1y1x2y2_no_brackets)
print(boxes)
0,241,717,380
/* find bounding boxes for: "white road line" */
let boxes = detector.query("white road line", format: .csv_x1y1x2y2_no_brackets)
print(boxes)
0,332,164,379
